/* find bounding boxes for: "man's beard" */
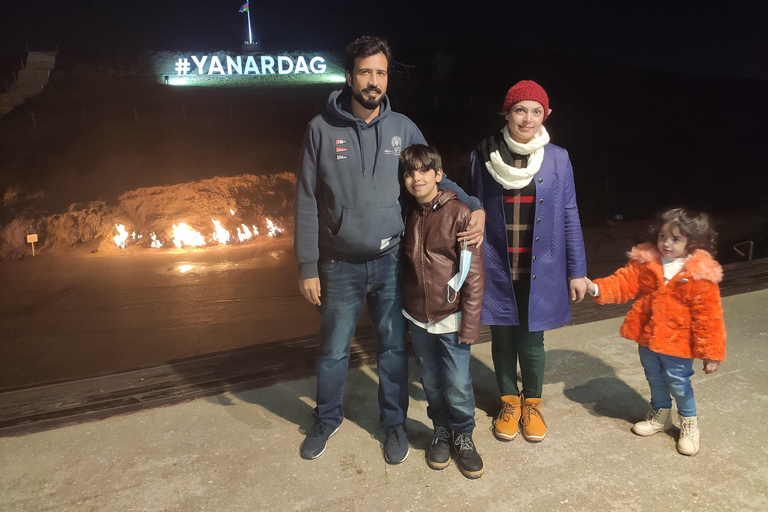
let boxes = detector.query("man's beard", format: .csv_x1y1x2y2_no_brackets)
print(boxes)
351,87,383,110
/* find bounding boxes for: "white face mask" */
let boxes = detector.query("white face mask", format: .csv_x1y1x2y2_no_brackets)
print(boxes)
447,238,472,303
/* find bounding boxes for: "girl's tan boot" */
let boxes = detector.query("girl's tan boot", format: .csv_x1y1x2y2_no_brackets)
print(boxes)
631,406,671,436
677,415,700,456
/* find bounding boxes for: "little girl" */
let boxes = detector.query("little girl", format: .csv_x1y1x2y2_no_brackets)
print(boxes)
585,208,726,456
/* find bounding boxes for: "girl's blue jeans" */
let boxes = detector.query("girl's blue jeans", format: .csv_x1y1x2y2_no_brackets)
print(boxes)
638,344,696,417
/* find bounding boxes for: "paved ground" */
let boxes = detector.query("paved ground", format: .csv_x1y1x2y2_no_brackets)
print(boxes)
1,289,766,512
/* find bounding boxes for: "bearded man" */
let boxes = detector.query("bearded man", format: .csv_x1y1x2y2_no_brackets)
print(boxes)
294,35,485,463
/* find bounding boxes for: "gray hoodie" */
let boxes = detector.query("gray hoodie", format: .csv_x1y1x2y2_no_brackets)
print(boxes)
294,89,479,280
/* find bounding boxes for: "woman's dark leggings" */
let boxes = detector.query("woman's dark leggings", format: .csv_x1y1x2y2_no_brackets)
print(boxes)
490,279,545,398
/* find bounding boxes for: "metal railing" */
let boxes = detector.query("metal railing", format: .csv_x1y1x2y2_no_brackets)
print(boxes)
733,240,754,261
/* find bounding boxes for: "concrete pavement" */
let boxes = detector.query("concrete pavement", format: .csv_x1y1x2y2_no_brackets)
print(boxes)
1,289,766,512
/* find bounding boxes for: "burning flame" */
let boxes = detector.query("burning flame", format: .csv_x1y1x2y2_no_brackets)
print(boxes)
114,224,129,248
211,219,230,244
172,223,206,248
237,224,252,242
266,219,284,237
113,216,282,249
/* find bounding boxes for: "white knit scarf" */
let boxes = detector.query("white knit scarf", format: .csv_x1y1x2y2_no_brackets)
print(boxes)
485,125,550,190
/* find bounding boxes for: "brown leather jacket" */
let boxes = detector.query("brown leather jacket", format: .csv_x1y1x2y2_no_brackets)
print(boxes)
401,189,485,339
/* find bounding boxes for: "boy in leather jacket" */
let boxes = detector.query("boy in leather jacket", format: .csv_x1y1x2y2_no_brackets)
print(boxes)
399,145,485,478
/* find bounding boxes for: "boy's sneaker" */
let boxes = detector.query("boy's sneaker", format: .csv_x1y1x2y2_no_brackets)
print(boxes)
383,423,410,464
300,421,339,460
632,406,671,436
452,433,484,479
426,426,451,470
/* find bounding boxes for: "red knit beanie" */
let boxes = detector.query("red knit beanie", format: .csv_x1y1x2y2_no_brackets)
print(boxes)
502,80,549,120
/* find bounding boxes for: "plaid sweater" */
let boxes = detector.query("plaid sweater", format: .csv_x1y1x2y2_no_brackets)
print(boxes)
503,154,536,281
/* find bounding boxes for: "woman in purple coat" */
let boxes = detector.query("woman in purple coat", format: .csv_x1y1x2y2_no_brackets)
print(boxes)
464,80,588,443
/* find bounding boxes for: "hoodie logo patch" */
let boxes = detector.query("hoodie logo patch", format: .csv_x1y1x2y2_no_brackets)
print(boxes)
384,136,403,156
335,139,349,158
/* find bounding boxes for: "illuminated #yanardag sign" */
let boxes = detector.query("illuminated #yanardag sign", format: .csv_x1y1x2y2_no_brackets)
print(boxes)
163,52,345,85
176,54,327,76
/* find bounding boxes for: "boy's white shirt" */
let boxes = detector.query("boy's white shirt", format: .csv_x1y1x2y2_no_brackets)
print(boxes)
403,310,461,334
591,255,690,297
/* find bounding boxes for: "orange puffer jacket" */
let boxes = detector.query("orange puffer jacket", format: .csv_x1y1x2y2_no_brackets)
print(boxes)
593,242,726,361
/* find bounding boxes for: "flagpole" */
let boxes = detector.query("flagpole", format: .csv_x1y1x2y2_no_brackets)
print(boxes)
247,7,253,43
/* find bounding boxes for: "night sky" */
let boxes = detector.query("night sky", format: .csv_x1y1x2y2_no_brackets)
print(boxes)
1,0,766,80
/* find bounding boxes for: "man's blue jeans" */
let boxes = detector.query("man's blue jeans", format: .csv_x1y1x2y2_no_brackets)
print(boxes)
408,321,476,435
638,345,696,417
314,253,407,430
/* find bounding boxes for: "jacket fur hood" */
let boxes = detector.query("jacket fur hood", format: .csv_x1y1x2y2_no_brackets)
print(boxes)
627,242,723,283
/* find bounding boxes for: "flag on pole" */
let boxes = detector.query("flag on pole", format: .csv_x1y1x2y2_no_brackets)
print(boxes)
239,2,249,12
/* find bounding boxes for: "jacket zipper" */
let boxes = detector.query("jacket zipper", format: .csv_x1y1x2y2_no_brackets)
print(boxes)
419,207,432,324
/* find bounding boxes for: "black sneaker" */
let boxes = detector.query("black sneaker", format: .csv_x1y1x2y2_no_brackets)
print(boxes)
426,426,451,470
300,421,339,460
453,433,484,479
383,423,410,464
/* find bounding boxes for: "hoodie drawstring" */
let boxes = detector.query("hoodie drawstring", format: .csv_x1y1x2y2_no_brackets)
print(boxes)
354,122,365,177
356,119,383,180
371,122,381,179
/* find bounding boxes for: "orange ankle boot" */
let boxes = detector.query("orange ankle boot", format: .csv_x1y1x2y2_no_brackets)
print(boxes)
493,395,522,441
521,397,546,442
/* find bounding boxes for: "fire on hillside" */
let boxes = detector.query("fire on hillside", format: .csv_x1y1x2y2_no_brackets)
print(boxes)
113,213,284,250
1,174,294,258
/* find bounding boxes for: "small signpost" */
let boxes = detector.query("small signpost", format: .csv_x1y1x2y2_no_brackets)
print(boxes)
27,234,38,256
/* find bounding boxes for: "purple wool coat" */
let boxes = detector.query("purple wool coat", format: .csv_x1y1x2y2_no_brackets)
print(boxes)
465,141,587,332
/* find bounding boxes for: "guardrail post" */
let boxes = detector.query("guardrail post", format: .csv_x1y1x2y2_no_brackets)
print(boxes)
733,241,754,261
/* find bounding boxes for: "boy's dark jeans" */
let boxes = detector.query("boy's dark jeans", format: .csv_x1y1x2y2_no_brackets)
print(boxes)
408,320,476,435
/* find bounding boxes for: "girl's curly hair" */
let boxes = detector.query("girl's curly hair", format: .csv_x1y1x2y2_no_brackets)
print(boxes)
652,208,718,255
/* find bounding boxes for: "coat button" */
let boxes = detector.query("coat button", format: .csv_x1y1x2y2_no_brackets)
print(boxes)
532,275,537,280
536,218,542,223
538,178,543,183
535,237,540,242
538,198,544,204
533,256,537,262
